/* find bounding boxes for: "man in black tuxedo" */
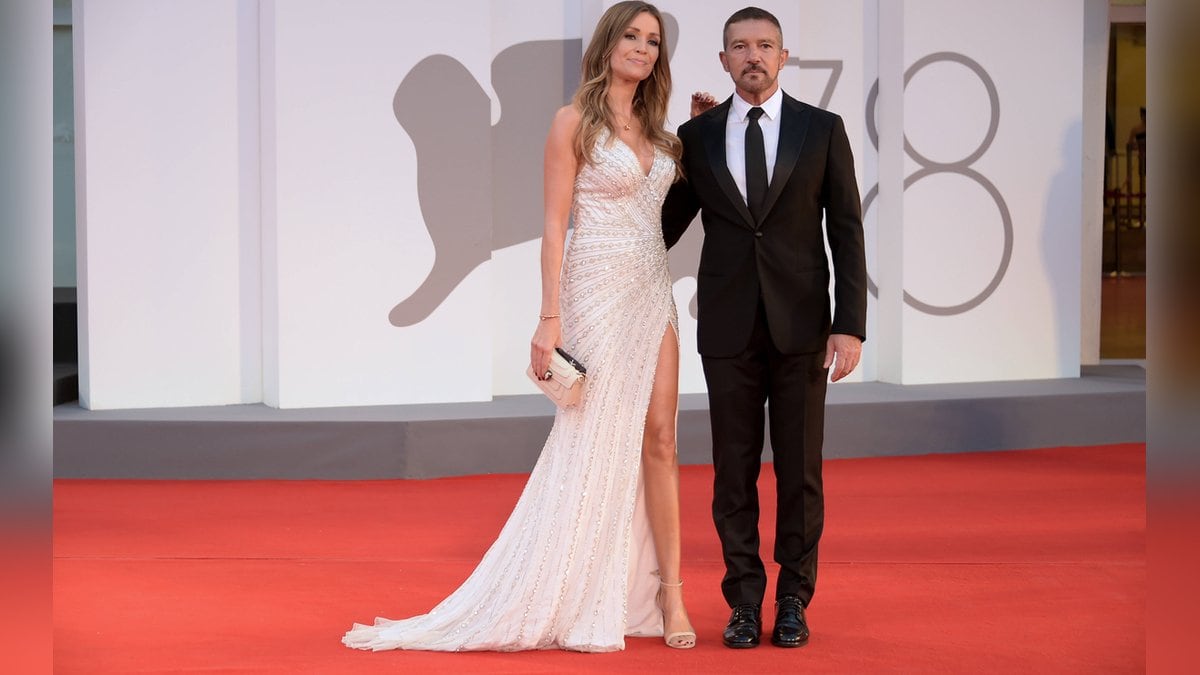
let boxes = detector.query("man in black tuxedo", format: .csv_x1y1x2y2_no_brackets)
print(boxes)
662,6,867,649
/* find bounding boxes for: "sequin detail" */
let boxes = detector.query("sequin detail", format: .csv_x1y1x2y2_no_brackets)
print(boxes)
342,128,679,653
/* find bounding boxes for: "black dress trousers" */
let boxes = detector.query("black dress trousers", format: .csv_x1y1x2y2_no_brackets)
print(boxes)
702,297,828,607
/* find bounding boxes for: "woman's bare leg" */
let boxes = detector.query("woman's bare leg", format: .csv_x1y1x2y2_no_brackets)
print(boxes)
642,324,694,642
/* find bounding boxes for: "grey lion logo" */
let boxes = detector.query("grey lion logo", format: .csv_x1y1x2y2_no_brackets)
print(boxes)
388,33,1009,326
387,13,702,327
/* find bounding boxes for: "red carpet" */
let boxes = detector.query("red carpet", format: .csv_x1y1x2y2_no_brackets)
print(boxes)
54,444,1144,673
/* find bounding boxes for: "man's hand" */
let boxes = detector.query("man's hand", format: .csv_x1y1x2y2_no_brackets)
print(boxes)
690,91,717,118
823,333,862,382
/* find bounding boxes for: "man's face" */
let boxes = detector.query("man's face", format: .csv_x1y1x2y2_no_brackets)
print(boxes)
719,19,788,100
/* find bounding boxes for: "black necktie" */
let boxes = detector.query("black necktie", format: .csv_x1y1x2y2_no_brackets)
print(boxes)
745,106,767,222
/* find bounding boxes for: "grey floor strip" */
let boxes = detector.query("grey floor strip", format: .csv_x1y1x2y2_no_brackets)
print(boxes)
54,364,1145,479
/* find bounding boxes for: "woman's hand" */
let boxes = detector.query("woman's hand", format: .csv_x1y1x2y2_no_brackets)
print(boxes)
690,91,717,118
530,317,562,380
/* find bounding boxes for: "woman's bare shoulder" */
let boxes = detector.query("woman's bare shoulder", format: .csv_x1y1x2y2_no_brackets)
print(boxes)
547,105,584,148
552,104,583,130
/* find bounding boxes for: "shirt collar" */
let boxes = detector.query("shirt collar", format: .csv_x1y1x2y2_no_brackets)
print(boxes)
732,86,784,122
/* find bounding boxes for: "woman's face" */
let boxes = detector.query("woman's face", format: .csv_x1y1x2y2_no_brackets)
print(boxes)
608,11,660,83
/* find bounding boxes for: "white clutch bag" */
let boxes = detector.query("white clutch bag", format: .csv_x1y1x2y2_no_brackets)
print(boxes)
526,347,587,407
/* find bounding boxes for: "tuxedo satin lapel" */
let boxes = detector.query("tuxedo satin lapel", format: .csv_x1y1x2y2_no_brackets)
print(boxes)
703,100,756,230
760,96,811,222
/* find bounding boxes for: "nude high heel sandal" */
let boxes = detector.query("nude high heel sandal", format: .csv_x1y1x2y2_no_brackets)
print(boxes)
655,575,697,649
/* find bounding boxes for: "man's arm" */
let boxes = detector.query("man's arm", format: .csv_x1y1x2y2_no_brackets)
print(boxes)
662,124,701,250
821,114,868,381
662,175,700,250
821,114,867,341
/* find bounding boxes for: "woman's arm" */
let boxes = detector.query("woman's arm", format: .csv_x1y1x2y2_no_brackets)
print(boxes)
530,105,582,379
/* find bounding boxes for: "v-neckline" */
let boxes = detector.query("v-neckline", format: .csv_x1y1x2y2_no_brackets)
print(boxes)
610,133,657,178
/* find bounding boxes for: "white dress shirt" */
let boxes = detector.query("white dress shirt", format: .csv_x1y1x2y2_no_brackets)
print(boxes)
725,87,783,206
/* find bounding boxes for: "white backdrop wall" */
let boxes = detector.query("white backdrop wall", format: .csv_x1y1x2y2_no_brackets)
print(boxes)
897,0,1083,382
75,0,1089,409
262,0,494,407
75,0,258,409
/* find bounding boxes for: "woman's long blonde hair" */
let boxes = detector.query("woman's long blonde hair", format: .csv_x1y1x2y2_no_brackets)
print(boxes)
572,1,682,176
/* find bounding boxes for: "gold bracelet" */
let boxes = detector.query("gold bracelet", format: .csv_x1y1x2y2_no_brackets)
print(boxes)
539,314,561,321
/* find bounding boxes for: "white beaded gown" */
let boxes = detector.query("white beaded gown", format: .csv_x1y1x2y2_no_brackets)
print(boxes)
343,130,679,653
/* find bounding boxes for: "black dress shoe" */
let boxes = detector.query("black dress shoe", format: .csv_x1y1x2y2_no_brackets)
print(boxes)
722,603,762,649
771,595,809,647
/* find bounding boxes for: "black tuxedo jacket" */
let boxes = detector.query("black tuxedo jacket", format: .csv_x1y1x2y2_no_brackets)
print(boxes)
662,92,867,358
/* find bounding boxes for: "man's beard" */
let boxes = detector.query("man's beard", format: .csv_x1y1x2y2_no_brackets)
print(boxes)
739,69,773,93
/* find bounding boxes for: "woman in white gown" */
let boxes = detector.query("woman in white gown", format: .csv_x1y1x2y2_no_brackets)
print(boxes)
343,1,694,652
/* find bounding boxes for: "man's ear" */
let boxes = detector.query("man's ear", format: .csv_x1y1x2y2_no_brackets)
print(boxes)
779,47,789,68
719,51,730,72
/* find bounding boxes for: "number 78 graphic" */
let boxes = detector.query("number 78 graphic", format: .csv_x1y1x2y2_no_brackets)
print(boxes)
787,54,1012,316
